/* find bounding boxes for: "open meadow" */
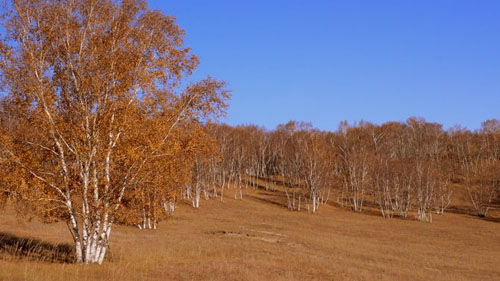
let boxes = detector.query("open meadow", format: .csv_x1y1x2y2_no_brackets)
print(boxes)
1,185,499,281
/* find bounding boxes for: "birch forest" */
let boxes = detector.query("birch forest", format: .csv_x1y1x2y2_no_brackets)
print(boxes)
0,0,499,269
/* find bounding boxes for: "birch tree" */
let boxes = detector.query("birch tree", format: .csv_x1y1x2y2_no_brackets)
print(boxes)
0,0,229,264
336,122,374,212
300,131,331,213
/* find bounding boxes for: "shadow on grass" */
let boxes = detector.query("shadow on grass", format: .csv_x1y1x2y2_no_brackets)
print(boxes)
477,216,500,223
466,213,500,223
447,205,500,223
244,193,288,209
0,232,74,263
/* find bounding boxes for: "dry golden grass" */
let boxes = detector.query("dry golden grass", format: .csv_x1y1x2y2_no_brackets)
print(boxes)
1,186,499,281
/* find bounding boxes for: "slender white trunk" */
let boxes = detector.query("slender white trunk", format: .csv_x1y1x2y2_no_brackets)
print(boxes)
69,213,83,263
193,182,201,208
97,222,111,264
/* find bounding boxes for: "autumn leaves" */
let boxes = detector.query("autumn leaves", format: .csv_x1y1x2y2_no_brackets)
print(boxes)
204,119,499,221
0,0,228,263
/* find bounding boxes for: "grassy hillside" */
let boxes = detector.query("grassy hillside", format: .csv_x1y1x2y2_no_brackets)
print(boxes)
0,186,499,281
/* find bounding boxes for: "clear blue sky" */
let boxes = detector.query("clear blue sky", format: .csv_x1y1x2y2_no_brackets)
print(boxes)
149,0,500,131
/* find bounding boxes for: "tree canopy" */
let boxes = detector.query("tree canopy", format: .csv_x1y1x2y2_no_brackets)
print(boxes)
0,0,229,264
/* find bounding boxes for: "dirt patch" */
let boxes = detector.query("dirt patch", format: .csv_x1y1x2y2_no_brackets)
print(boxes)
208,230,283,243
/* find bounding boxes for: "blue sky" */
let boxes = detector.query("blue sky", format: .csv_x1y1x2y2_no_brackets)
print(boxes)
149,0,500,131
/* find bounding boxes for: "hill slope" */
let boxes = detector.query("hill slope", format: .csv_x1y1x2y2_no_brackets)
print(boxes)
1,188,499,281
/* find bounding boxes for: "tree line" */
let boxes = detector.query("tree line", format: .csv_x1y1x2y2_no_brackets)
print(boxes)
193,119,499,221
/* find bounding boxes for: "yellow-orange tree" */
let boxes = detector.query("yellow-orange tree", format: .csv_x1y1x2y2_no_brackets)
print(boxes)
0,0,229,264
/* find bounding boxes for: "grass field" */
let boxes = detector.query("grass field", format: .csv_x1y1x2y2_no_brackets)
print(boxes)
1,185,499,281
